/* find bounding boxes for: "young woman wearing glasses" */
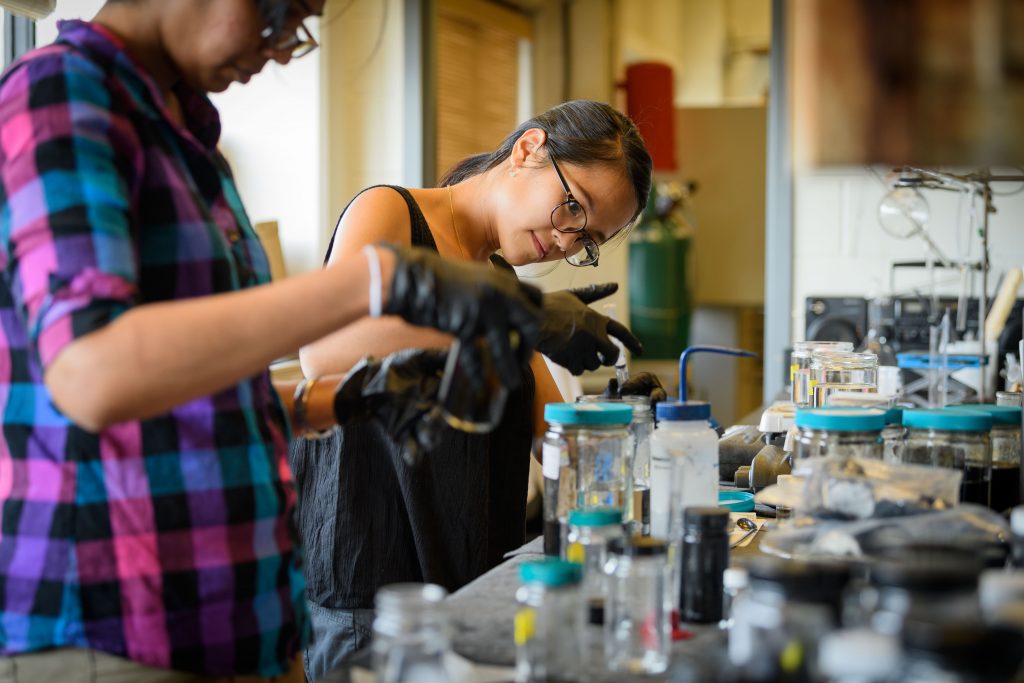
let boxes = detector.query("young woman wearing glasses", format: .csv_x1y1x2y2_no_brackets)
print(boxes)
294,99,653,678
0,1,565,681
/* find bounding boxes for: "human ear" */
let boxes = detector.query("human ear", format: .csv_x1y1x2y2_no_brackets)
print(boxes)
509,128,548,171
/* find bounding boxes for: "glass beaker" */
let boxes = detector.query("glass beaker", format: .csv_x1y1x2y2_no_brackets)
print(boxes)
791,341,854,407
810,350,878,407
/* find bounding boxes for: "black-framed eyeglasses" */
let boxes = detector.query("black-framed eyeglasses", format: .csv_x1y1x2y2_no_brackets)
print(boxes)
549,156,599,267
261,1,319,59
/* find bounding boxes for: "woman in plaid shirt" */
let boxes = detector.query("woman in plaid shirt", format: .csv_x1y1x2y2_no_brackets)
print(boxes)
0,1,550,680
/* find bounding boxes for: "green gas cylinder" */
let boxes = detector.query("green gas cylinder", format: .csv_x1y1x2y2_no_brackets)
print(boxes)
628,183,692,359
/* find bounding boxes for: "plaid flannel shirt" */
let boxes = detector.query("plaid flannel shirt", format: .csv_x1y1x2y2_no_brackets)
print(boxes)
0,21,307,676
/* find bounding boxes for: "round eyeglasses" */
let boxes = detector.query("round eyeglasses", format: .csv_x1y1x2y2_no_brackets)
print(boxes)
549,156,599,267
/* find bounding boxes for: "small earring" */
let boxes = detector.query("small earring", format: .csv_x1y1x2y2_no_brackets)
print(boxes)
508,165,518,178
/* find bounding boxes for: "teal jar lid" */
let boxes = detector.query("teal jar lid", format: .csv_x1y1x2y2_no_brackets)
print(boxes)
568,507,623,527
795,407,887,432
719,491,755,512
519,559,582,587
903,408,993,432
949,404,1022,426
544,402,632,425
884,407,904,425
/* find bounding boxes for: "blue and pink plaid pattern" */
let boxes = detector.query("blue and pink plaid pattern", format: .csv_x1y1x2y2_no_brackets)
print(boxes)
0,21,307,675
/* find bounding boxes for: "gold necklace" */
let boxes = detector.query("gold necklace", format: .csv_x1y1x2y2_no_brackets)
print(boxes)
447,185,469,259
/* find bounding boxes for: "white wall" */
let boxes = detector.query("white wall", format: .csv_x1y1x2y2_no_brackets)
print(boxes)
791,167,1024,341
37,1,323,278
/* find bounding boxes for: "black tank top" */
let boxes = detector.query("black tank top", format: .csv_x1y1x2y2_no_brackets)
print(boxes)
290,186,536,608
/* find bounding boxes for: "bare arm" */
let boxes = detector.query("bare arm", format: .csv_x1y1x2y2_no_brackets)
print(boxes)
530,352,565,439
301,187,452,378
46,248,394,431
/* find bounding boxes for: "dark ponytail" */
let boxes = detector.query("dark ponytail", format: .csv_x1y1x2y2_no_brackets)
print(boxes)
439,100,653,222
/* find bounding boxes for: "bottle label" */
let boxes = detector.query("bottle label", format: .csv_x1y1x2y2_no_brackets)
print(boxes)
566,542,585,564
514,607,536,646
542,442,560,480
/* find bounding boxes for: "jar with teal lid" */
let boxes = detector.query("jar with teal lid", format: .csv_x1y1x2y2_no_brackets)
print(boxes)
901,409,993,506
565,507,623,626
794,408,886,460
578,395,653,535
542,403,632,557
882,407,905,465
951,404,1021,512
515,560,584,682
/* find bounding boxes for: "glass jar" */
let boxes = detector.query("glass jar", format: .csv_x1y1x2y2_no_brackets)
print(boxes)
996,391,1023,407
952,404,1022,512
578,395,654,535
728,558,851,683
900,409,993,507
793,407,886,460
882,407,905,465
515,560,584,683
373,583,452,683
604,536,670,674
810,350,878,408
791,341,855,407
854,558,981,637
564,507,624,625
542,403,632,557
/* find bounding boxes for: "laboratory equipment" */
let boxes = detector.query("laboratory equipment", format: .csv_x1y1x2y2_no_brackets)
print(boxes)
515,560,584,683
564,507,623,625
810,350,879,407
649,400,718,539
791,341,855,407
604,536,670,674
952,404,1022,511
373,583,452,683
900,408,994,506
793,407,886,460
679,507,729,624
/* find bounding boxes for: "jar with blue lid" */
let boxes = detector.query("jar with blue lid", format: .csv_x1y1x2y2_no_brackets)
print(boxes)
900,409,993,507
578,395,654,535
794,407,886,460
542,403,632,557
951,404,1021,512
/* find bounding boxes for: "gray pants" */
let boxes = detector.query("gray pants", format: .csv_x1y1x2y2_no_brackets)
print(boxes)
303,602,375,682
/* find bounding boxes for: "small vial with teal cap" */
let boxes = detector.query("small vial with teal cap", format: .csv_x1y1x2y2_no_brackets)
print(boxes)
565,507,624,626
541,403,632,557
900,408,994,506
793,407,887,460
515,559,584,682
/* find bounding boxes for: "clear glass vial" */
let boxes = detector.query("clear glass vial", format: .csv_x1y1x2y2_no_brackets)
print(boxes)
791,341,854,407
564,507,624,625
793,407,886,460
604,536,670,675
810,350,878,408
373,583,452,683
515,560,584,683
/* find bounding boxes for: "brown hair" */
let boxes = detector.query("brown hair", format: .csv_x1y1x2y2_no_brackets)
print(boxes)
439,100,653,223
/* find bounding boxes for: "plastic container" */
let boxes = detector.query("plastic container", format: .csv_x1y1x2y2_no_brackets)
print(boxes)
729,558,851,683
1012,507,1024,569
810,350,879,408
718,491,755,512
578,395,653,535
900,409,994,507
515,560,584,683
604,537,670,674
564,507,624,625
996,391,1023,406
818,629,901,683
793,407,886,460
542,403,632,557
679,507,729,623
373,583,452,683
952,404,1022,512
649,400,718,540
791,341,854,407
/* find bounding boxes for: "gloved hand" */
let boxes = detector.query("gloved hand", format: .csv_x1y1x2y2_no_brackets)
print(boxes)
603,372,668,406
333,349,449,465
488,254,643,376
381,244,543,388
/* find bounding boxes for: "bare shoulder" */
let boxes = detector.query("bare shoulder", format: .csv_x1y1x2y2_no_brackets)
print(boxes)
328,186,415,263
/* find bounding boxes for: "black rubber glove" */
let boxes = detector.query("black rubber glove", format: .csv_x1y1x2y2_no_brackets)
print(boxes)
488,254,643,376
603,372,668,407
537,285,643,375
382,244,542,388
333,349,449,465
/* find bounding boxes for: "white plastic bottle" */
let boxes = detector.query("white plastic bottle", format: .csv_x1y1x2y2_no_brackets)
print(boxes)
649,401,719,541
